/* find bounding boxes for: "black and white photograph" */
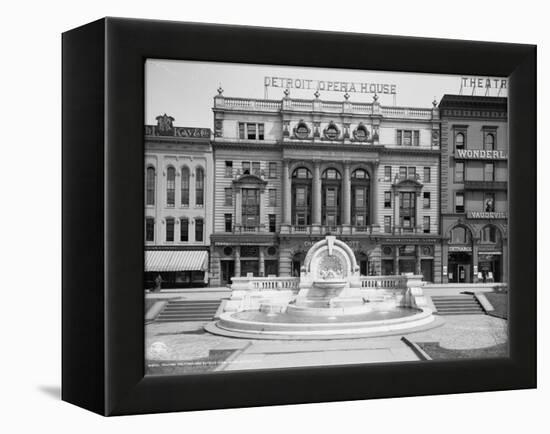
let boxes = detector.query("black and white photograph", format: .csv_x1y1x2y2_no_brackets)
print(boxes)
143,60,510,375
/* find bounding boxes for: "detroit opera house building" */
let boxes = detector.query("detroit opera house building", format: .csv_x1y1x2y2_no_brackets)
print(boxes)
208,89,442,286
144,89,508,288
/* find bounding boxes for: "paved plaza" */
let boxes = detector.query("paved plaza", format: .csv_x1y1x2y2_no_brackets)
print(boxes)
145,289,508,375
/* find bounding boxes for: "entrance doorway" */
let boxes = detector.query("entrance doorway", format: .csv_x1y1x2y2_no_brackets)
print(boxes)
478,254,501,282
448,252,472,283
292,252,306,277
220,260,235,286
241,260,259,277
399,259,416,274
265,260,279,276
421,259,433,282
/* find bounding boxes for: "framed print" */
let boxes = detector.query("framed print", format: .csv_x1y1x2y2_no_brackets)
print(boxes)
62,18,536,416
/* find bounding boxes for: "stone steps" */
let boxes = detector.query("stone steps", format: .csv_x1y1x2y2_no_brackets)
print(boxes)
155,300,221,323
431,295,485,315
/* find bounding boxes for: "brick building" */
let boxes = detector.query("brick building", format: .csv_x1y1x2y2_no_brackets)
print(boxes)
439,95,508,283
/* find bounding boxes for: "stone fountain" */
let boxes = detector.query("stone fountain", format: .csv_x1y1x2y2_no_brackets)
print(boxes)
205,236,437,339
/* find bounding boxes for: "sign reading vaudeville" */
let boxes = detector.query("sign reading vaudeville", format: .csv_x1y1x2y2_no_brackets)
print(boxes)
265,77,397,95
467,211,508,219
455,149,507,160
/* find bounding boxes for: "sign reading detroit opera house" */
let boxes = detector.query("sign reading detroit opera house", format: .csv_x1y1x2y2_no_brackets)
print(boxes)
264,76,397,94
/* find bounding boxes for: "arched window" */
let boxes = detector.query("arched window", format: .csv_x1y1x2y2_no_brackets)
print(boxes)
351,169,370,226
166,167,175,206
291,167,312,226
195,167,204,206
455,132,465,150
146,167,155,206
449,225,472,244
181,166,190,206
481,225,501,244
484,133,495,150
322,168,342,226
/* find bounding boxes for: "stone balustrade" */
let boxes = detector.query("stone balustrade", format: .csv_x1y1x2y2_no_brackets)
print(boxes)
214,96,435,119
231,274,424,292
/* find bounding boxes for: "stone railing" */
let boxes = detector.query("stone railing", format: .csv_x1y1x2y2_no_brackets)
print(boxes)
286,224,381,235
231,274,423,292
231,276,300,291
215,96,436,119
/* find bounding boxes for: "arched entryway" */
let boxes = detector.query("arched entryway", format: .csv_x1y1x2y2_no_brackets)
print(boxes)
447,225,473,283
291,167,312,226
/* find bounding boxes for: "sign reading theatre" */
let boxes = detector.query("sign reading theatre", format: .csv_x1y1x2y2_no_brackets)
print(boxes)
265,76,397,95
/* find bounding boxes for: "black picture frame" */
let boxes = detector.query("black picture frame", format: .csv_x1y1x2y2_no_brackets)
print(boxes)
62,17,536,416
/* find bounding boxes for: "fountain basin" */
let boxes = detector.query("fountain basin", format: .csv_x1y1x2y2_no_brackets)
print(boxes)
206,307,437,339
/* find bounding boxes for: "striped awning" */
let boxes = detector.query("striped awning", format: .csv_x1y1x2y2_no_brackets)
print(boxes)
145,250,208,272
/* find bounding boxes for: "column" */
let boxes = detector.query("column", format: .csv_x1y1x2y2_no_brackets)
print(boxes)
282,159,291,225
312,161,322,225
415,245,422,275
472,242,479,283
343,162,351,225
371,163,379,227
234,246,241,277
235,188,242,226
416,192,422,233
394,246,400,275
394,191,400,233
259,248,265,277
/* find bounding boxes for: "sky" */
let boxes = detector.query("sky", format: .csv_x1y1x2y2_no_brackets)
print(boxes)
145,59,508,128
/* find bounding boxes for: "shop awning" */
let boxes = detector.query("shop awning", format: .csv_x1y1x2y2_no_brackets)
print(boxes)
145,250,208,272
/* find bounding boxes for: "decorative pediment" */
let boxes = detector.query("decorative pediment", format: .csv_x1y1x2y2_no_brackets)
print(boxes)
392,177,423,191
232,173,267,187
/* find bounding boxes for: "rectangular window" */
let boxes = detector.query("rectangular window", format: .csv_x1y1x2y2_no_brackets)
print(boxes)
408,167,416,179
238,123,245,139
423,216,430,233
396,130,402,146
455,192,465,213
384,166,392,182
269,189,277,207
224,188,232,206
403,130,412,146
400,192,416,230
455,162,464,183
424,167,431,183
247,123,256,139
423,192,431,208
166,218,174,242
195,218,204,242
242,188,260,227
484,192,495,212
484,163,494,181
399,166,407,179
384,216,392,233
224,214,232,232
258,124,265,140
413,130,420,146
225,161,233,177
268,214,276,232
268,162,277,178
252,162,261,176
326,188,336,207
384,191,392,208
242,161,250,175
296,187,306,207
145,218,154,242
180,218,188,242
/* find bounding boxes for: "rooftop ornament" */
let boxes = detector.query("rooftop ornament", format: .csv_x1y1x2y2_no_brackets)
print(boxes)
217,86,224,95
314,89,321,99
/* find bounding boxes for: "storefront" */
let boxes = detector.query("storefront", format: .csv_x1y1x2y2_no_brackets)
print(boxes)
144,249,209,289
